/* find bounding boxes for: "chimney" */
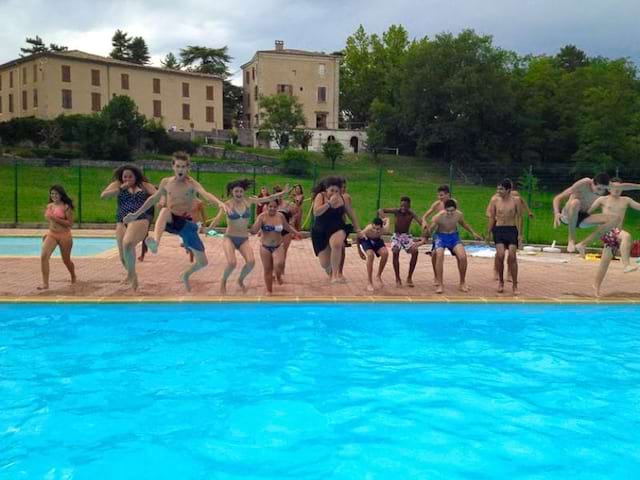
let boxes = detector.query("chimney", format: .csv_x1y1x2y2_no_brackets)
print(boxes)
275,40,284,51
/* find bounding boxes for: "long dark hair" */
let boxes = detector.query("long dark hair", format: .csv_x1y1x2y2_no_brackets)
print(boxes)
312,176,343,197
226,178,253,196
113,164,148,186
49,185,74,210
293,184,304,195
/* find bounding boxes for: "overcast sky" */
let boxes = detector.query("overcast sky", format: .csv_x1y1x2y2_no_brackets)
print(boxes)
1,0,639,84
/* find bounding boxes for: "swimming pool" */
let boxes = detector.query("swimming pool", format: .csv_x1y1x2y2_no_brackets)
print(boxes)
1,303,639,478
0,236,116,257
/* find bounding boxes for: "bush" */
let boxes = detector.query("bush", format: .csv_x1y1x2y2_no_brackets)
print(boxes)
0,117,48,145
32,147,82,159
280,149,311,176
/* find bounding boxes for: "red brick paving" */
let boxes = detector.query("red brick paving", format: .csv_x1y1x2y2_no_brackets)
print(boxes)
1,229,638,302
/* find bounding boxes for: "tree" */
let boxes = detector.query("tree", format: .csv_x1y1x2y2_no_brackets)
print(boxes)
161,52,181,69
129,36,150,65
258,94,306,149
556,44,589,72
110,29,132,61
223,81,243,129
179,45,231,76
20,36,68,57
292,129,314,150
322,139,344,169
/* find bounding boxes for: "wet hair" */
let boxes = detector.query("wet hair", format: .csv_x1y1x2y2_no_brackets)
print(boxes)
438,185,450,194
500,178,513,191
172,151,190,163
49,184,74,210
444,199,457,209
372,217,384,227
400,196,411,203
312,176,344,196
594,173,610,186
226,178,253,196
112,164,148,186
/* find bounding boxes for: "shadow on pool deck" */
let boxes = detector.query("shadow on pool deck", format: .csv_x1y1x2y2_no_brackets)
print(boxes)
1,229,638,304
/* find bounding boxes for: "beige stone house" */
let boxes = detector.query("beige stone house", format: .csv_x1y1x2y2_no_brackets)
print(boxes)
241,41,340,130
0,50,223,131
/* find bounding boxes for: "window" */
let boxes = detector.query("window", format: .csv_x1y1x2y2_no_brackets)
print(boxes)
277,84,292,95
153,100,162,117
21,90,27,110
10,71,14,88
182,82,189,98
206,106,214,123
206,85,214,101
91,92,101,112
245,71,250,84
33,89,38,108
318,63,326,76
317,86,327,103
182,103,190,120
254,86,258,102
22,67,27,84
33,64,37,82
121,73,129,90
62,89,72,109
9,94,14,112
316,112,328,129
61,65,71,82
0,73,3,90
0,96,3,113
91,69,100,86
252,67,255,80
153,78,160,94
246,92,250,107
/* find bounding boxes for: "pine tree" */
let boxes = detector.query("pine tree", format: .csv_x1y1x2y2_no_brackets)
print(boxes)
110,29,132,61
49,43,68,52
129,37,151,64
161,52,181,69
20,36,48,56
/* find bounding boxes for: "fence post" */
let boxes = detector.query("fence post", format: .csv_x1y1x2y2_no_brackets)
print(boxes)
448,161,454,195
525,164,533,244
14,159,19,225
615,166,620,178
251,166,257,223
375,156,383,210
196,162,201,182
78,162,83,227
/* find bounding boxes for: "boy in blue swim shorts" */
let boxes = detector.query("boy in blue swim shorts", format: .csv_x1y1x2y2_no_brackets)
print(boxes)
124,151,228,291
429,199,482,294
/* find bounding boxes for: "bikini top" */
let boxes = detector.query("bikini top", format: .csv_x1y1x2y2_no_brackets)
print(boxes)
262,224,284,233
228,202,251,220
47,204,66,219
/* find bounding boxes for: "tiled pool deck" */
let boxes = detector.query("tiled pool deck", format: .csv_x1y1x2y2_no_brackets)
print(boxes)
1,229,638,304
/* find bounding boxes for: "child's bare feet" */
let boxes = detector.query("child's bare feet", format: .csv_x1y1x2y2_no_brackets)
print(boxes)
435,285,444,294
459,283,469,292
37,284,49,290
593,284,601,298
512,284,519,296
497,282,504,293
220,281,227,295
366,283,375,292
237,280,248,293
145,236,158,254
406,278,414,288
395,278,402,288
576,243,586,258
376,275,384,285
567,240,576,253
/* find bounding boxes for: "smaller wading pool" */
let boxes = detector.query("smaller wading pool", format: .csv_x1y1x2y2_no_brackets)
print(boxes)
0,236,116,257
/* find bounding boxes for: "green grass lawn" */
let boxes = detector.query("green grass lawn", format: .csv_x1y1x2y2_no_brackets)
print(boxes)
2,152,639,247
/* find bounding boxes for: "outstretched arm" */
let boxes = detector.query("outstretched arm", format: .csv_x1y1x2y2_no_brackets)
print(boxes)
100,181,121,199
626,198,640,212
281,214,301,238
458,213,482,240
123,182,165,223
588,196,605,215
251,184,291,205
207,207,226,229
612,181,640,192
191,180,226,210
249,215,263,235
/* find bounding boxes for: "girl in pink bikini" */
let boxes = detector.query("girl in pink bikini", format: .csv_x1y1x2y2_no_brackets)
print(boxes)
39,185,76,290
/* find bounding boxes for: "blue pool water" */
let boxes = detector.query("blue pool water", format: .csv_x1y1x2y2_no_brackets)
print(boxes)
0,236,116,257
1,303,639,479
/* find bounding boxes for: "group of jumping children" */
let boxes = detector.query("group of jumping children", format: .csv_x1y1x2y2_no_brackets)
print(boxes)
39,151,640,296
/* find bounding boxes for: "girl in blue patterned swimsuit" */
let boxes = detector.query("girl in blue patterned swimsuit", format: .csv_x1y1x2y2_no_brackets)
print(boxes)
101,164,156,290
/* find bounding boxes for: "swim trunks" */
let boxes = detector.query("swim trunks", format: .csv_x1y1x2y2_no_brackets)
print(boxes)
601,228,621,253
493,226,519,248
434,231,461,254
560,207,590,228
358,237,386,256
165,214,204,252
391,233,414,252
